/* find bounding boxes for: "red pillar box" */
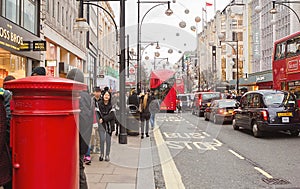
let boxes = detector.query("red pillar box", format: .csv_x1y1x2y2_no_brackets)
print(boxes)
4,76,86,189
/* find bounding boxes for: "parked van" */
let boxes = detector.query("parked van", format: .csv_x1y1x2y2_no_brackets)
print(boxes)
191,92,222,117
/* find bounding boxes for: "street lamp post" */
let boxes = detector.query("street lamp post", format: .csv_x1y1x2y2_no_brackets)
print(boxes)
219,34,239,94
154,57,168,69
76,0,127,144
270,1,300,23
137,0,173,94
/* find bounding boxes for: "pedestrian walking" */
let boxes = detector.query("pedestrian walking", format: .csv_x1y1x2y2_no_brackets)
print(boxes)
66,68,94,189
97,90,115,162
1,75,15,189
128,88,139,107
84,87,102,165
139,90,151,139
90,87,102,154
149,90,160,129
0,92,11,189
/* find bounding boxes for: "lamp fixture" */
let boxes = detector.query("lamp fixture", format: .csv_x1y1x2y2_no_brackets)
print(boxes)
155,42,160,49
165,2,173,16
73,18,89,33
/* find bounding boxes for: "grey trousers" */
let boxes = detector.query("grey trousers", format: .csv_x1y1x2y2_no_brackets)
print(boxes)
98,128,111,156
141,119,150,134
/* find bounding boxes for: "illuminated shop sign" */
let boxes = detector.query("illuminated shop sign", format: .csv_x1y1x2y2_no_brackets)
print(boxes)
0,17,43,53
19,41,31,51
0,23,24,51
33,41,46,51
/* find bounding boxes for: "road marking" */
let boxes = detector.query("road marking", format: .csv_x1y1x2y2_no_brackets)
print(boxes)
254,167,273,179
228,149,245,160
202,132,210,137
154,127,185,189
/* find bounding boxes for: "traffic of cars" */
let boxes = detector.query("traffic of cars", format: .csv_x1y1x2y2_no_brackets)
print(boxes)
177,89,300,137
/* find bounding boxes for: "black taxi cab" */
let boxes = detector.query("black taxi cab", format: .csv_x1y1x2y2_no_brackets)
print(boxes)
232,90,300,137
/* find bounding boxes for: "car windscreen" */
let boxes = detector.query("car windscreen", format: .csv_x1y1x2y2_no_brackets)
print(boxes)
263,93,293,107
202,93,220,101
177,96,188,101
219,100,236,108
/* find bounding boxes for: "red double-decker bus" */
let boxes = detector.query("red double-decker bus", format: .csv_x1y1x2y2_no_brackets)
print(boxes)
272,31,300,105
150,69,177,113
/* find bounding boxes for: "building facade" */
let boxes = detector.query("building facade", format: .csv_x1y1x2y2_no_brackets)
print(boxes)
0,0,43,86
42,0,87,79
97,2,119,91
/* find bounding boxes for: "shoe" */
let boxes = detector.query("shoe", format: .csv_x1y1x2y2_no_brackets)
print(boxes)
146,133,149,137
85,156,91,165
105,155,110,162
141,135,144,139
99,154,104,161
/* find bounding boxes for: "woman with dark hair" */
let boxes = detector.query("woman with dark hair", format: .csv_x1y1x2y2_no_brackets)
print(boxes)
97,91,115,161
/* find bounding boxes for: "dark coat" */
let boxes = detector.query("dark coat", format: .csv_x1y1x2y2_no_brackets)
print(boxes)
97,100,115,134
139,94,151,121
79,91,94,155
0,96,11,185
128,93,139,107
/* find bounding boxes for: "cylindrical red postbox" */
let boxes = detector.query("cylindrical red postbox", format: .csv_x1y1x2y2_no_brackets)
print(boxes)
4,76,86,189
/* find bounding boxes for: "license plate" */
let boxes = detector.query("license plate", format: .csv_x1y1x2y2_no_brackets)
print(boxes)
277,112,292,117
282,117,289,123
228,110,233,114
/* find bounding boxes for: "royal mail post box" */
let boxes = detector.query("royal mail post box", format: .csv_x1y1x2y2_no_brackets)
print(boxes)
4,76,86,189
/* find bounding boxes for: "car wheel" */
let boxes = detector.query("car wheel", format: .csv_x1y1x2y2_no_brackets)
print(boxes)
232,118,239,130
290,130,299,137
252,121,263,138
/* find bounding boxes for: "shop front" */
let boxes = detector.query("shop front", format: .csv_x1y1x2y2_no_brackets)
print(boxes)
230,70,273,93
0,16,42,86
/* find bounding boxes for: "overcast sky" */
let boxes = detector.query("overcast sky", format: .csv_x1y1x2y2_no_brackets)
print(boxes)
109,0,231,66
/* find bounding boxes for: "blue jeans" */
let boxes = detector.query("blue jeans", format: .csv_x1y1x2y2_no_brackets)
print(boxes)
85,146,91,157
150,113,155,128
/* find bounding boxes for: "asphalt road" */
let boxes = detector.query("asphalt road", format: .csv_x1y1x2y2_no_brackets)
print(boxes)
153,111,300,189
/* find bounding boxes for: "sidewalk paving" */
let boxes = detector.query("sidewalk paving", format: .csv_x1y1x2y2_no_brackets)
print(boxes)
86,134,155,189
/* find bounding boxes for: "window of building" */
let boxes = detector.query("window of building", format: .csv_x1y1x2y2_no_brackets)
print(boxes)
52,0,55,17
66,11,68,30
3,0,20,24
62,6,64,26
46,0,49,12
57,2,60,22
23,0,37,34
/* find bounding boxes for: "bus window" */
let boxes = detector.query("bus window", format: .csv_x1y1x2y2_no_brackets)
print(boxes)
275,42,285,60
286,39,298,57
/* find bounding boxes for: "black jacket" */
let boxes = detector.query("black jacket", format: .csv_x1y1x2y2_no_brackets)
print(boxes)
128,93,139,107
79,91,94,155
0,96,11,185
139,94,151,121
97,100,115,134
